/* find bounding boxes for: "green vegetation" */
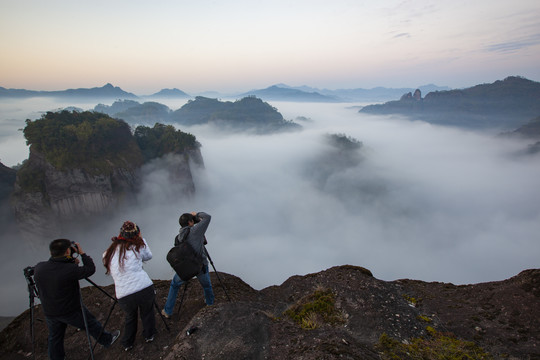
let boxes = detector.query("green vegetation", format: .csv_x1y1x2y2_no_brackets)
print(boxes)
171,96,301,132
377,328,492,359
18,111,200,194
15,166,46,194
134,123,199,162
284,288,344,330
403,294,422,307
23,110,142,172
326,133,363,151
417,314,433,323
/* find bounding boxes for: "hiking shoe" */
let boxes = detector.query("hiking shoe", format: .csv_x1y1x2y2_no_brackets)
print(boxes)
145,335,154,343
161,309,171,319
124,345,133,352
110,330,120,346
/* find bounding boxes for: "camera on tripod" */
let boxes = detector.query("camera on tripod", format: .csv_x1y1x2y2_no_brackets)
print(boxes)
24,266,35,279
23,266,38,295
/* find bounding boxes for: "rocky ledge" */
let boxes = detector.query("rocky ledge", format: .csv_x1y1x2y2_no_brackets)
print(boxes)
1,265,538,359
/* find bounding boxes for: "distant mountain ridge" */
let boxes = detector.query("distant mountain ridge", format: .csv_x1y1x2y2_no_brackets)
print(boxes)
360,76,540,130
0,82,451,103
0,83,138,99
273,83,451,102
146,88,190,98
94,96,303,134
241,85,339,102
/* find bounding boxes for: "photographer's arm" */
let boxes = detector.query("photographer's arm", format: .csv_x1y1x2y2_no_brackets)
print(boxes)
191,212,211,238
73,243,96,279
140,238,153,261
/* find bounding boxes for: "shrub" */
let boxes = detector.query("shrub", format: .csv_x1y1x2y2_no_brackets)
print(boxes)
377,328,492,359
284,288,344,330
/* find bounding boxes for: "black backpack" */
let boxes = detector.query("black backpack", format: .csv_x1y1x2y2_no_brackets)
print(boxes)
166,229,204,281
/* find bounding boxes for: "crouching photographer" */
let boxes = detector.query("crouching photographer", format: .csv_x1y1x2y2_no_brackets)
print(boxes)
34,239,120,360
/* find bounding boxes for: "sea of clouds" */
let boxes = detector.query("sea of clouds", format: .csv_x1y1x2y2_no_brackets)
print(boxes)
1,98,539,316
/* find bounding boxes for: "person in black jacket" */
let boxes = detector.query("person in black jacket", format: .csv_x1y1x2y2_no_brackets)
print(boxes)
34,239,120,360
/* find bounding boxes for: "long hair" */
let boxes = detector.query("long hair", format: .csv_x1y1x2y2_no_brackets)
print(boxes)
103,221,145,274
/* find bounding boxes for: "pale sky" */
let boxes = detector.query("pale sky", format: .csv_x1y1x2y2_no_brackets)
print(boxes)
1,0,539,94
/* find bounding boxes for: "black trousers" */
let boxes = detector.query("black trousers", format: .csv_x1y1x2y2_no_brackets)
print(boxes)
117,284,156,347
45,305,113,360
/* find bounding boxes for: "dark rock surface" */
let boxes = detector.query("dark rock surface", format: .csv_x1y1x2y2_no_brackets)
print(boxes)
1,265,538,359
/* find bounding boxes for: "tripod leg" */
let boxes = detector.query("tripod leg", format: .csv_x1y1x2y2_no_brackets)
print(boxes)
28,286,36,360
79,290,95,360
213,270,231,302
176,281,189,317
204,247,231,302
91,299,117,352
153,299,170,332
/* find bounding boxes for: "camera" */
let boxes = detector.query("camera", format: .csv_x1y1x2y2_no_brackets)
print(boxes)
69,241,79,258
24,266,35,278
23,266,38,295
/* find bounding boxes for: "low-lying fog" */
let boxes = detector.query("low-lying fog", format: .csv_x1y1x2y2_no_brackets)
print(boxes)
1,98,539,316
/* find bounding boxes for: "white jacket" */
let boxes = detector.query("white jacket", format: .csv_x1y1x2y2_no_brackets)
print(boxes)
106,238,153,299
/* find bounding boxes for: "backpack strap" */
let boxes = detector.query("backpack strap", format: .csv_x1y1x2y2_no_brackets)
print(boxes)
174,228,191,246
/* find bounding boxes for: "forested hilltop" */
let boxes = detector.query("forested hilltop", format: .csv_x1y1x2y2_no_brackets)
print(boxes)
10,111,202,239
96,96,302,133
17,111,199,191
360,76,540,130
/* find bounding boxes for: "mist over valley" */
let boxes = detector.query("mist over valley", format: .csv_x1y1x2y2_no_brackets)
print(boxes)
0,92,539,317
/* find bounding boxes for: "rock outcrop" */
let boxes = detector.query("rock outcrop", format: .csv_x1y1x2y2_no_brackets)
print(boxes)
9,111,203,240
0,161,16,204
11,149,141,239
1,265,538,359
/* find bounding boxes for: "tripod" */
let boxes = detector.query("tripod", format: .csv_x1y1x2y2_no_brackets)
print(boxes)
176,246,231,317
84,277,170,355
23,266,103,360
83,277,117,357
23,267,39,360
204,246,231,302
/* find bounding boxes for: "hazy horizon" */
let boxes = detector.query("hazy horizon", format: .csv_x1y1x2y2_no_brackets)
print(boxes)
1,97,539,317
1,1,539,94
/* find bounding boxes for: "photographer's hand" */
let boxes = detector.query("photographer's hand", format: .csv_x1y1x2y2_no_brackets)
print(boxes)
74,242,85,255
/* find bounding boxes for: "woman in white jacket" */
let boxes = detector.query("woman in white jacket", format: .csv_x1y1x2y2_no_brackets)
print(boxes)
103,221,156,351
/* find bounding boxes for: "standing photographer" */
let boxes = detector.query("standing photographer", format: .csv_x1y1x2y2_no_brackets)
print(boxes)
103,221,156,351
162,211,214,318
34,239,120,360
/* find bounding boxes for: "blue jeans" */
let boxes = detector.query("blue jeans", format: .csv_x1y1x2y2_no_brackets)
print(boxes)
163,265,214,315
45,306,113,360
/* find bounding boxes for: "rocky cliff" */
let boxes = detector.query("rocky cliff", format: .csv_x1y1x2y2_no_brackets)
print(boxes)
1,265,538,359
9,111,202,240
11,149,141,239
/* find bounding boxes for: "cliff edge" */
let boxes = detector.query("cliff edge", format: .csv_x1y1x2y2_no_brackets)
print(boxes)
1,265,538,359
